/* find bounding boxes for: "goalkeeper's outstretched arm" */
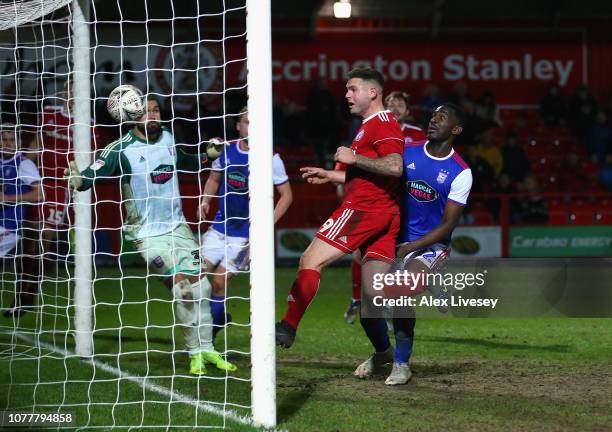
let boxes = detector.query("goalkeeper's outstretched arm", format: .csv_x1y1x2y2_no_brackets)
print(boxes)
64,144,122,192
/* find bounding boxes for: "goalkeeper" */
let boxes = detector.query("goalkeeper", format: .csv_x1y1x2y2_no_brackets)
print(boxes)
64,94,235,376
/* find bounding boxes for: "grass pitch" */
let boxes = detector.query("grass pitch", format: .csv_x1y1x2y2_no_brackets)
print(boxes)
1,266,611,431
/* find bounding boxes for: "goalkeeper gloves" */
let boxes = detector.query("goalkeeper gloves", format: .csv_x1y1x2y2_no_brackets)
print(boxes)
63,160,83,191
206,138,225,160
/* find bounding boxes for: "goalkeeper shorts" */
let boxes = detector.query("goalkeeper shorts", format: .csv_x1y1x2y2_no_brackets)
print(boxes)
132,223,203,278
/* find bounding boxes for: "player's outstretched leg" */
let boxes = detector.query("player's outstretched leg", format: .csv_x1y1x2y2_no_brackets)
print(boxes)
277,238,345,348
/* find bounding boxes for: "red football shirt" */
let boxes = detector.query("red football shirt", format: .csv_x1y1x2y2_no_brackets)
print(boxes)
401,123,427,144
39,105,99,179
343,110,404,214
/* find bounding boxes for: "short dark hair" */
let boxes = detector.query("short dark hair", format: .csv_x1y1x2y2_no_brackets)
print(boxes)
385,90,410,107
439,102,466,127
347,68,384,89
146,94,162,107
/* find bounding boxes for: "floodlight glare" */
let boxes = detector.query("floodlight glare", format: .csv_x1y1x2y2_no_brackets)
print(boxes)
333,1,351,19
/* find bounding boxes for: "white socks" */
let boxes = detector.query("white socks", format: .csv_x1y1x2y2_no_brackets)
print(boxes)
172,277,214,354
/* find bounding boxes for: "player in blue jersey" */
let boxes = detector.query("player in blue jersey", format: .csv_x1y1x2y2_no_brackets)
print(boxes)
0,124,43,317
355,103,473,385
197,107,292,341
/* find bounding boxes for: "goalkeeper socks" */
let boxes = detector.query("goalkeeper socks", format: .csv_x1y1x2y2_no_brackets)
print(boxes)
283,269,321,329
392,317,415,364
173,278,214,354
351,259,362,301
360,317,391,353
210,295,226,328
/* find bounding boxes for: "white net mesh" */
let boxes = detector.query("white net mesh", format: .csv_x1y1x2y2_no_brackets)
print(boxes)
0,1,259,429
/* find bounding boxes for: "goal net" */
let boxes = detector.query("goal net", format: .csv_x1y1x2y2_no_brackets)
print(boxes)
0,0,276,428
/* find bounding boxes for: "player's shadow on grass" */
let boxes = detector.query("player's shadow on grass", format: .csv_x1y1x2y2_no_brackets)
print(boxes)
419,336,572,353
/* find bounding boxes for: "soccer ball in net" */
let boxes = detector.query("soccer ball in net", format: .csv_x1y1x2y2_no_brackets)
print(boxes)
107,85,145,122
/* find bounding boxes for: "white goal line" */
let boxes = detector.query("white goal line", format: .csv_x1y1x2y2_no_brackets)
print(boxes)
7,331,270,430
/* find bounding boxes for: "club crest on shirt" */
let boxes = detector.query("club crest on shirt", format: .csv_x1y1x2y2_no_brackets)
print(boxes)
355,129,365,141
436,170,449,184
407,180,439,202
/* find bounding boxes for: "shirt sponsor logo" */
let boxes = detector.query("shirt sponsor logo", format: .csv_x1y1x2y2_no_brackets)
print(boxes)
227,171,248,192
150,164,174,184
408,180,439,202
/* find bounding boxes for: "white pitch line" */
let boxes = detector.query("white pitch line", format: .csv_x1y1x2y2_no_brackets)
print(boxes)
11,332,255,428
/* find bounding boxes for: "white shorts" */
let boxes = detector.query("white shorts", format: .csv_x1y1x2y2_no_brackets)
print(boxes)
131,223,203,278
200,228,249,273
0,228,19,257
398,242,450,271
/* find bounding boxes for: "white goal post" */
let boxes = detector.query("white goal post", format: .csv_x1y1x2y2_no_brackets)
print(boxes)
246,0,276,427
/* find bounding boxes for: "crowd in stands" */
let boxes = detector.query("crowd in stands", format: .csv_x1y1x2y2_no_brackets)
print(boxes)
270,80,612,226
2,77,612,227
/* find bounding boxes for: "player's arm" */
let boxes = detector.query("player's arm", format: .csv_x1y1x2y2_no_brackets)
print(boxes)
197,170,221,220
335,142,403,177
176,147,210,171
397,169,473,259
274,182,292,223
65,143,122,192
0,159,42,203
272,154,292,223
300,167,346,184
396,202,464,258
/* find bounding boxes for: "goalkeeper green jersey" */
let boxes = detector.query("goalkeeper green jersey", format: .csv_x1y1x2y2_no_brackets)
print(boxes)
78,127,204,241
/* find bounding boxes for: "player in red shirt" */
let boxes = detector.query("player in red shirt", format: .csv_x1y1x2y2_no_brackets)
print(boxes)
29,79,99,265
385,90,427,144
341,90,428,325
276,68,404,348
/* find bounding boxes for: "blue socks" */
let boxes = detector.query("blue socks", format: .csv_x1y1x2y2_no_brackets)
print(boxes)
392,318,415,364
210,295,226,328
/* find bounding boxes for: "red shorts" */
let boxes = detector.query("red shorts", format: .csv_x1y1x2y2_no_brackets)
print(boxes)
315,206,399,263
40,179,70,226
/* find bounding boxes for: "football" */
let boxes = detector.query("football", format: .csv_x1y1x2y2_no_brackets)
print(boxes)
107,85,145,122
206,137,225,160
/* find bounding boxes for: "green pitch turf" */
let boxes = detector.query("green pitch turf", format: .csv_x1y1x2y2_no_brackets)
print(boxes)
1,267,611,431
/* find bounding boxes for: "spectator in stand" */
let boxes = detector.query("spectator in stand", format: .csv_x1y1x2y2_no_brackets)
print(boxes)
454,99,478,146
557,152,590,193
475,91,501,128
515,175,548,224
540,83,567,127
569,85,597,141
489,173,520,223
447,81,472,108
464,143,495,193
305,78,339,164
501,130,529,182
588,111,612,162
420,84,444,120
477,129,503,177
600,154,612,191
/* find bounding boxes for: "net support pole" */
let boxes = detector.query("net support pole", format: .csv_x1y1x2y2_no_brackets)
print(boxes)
247,0,276,427
72,0,92,357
